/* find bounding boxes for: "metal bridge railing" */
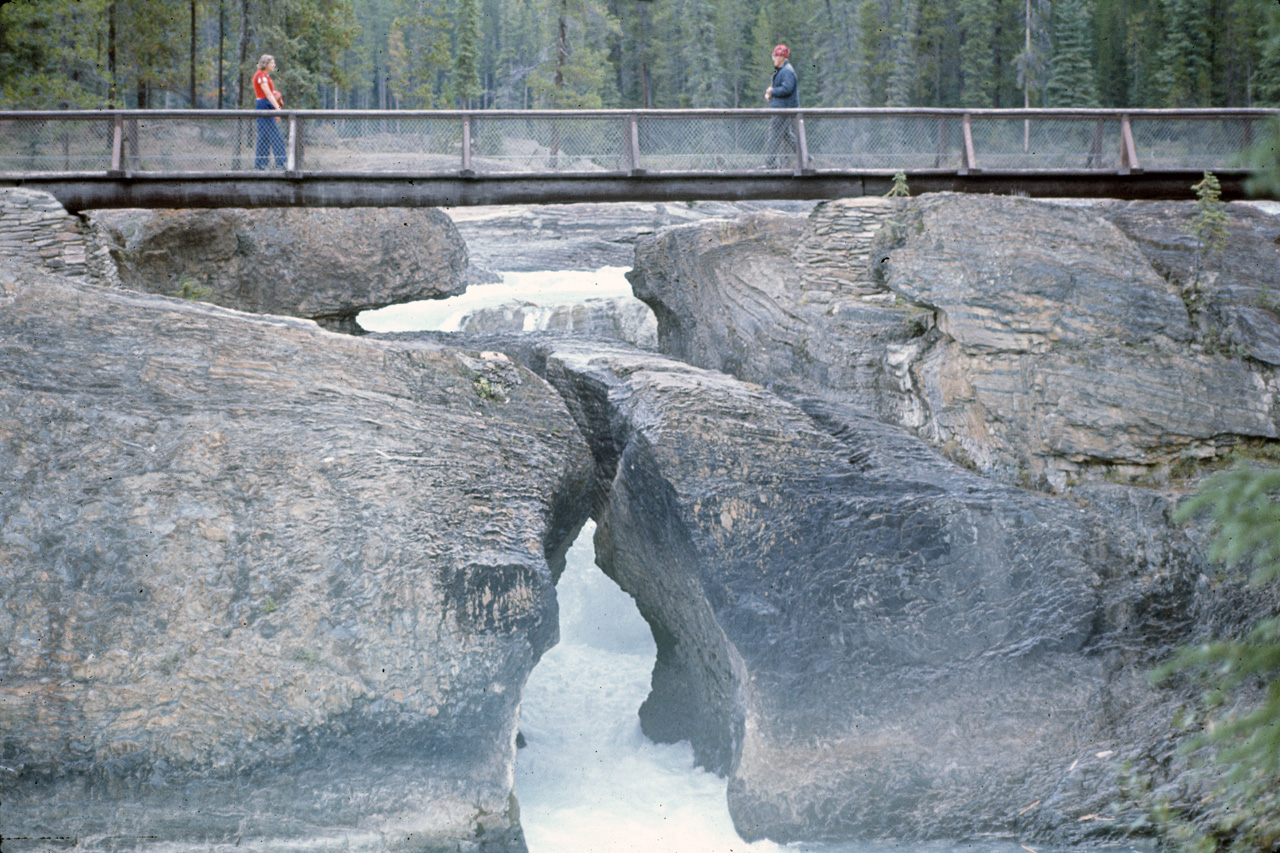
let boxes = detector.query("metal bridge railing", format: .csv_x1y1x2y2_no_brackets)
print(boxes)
0,108,1274,177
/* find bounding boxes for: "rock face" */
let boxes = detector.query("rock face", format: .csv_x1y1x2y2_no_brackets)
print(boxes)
87,207,469,331
0,260,592,851
508,339,1204,845
0,187,118,284
448,200,816,275
630,194,1280,490
456,297,658,349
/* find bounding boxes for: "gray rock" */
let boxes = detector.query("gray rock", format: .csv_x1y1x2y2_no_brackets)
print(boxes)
448,200,815,273
456,297,658,349
1095,200,1280,365
630,194,1280,490
86,207,469,331
510,339,1203,845
0,260,593,851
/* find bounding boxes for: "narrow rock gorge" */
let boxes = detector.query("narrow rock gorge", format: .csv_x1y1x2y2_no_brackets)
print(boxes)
2,189,1278,850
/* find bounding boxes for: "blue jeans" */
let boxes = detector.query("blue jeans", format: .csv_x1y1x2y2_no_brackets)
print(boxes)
766,113,796,169
255,99,286,169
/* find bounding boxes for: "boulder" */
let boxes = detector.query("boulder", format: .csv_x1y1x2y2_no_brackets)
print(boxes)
0,260,592,851
514,339,1204,845
86,207,468,332
629,194,1280,490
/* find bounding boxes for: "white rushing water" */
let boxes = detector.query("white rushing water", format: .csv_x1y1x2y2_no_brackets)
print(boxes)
516,521,785,853
358,267,634,333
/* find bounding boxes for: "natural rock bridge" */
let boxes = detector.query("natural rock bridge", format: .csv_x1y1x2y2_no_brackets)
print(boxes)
1,107,1275,210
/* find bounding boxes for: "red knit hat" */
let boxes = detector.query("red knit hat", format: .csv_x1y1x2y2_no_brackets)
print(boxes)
773,44,790,58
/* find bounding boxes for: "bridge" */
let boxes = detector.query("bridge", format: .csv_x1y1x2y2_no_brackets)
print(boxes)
1,107,1275,210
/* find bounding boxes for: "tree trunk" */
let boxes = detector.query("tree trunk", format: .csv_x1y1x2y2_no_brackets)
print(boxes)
190,0,198,107
107,2,117,107
236,0,250,108
217,0,225,108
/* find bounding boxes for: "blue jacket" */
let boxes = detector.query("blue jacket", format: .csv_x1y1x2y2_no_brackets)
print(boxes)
769,61,798,108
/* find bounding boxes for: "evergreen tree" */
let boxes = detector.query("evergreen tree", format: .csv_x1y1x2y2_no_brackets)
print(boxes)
0,0,112,107
524,0,618,108
885,0,919,107
1256,0,1280,106
1045,0,1098,106
956,0,997,106
812,0,865,105
1154,0,1211,106
1013,0,1049,108
451,0,482,105
387,0,451,107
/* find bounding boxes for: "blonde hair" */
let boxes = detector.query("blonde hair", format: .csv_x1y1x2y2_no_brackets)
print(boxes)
256,54,274,70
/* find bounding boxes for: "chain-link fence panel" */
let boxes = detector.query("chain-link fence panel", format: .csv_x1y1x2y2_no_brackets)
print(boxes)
117,117,262,171
966,116,1120,170
804,115,962,170
1130,115,1257,171
0,117,112,172
469,115,628,173
297,115,463,172
634,115,776,171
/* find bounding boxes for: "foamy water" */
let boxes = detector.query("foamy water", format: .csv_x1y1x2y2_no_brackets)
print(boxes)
358,267,633,333
516,522,784,853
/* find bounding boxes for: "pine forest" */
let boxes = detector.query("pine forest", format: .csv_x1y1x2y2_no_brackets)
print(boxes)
1,0,1278,112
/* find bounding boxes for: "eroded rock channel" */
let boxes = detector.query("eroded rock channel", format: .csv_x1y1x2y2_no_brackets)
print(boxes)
3,189,1279,850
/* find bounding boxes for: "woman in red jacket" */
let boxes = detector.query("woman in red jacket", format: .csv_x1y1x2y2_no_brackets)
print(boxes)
253,54,287,170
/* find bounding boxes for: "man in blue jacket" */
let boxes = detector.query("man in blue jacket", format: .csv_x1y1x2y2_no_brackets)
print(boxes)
765,44,798,169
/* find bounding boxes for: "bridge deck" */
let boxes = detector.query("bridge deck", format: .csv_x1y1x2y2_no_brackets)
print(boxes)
2,108,1275,209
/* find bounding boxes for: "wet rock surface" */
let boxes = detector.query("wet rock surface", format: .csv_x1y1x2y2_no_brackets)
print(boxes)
491,338,1207,845
87,207,469,331
0,260,592,851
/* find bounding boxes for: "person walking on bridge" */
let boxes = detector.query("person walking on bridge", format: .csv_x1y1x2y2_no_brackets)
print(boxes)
253,54,287,170
764,44,798,169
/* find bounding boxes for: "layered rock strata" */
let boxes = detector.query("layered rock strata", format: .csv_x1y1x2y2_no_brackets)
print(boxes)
0,260,592,851
506,339,1204,845
0,187,116,284
629,194,1280,490
87,207,469,332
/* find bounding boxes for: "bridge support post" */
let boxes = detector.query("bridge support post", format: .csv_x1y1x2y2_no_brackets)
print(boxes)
286,113,297,172
795,112,812,174
1120,113,1141,174
109,114,124,175
960,112,977,175
628,115,644,175
462,115,474,176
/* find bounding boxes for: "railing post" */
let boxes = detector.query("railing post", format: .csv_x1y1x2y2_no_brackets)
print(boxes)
1120,113,1141,174
628,114,643,175
794,111,810,173
110,113,124,174
461,114,473,174
960,112,977,175
294,113,305,170
286,112,297,172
